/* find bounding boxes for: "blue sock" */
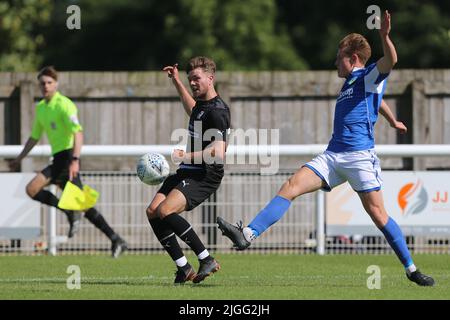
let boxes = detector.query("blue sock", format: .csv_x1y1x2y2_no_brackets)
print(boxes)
248,195,291,237
380,217,413,268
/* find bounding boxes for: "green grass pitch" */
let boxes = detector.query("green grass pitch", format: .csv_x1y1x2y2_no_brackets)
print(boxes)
0,254,449,300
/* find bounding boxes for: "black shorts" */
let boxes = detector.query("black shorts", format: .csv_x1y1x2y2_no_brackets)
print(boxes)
157,168,223,211
41,149,83,189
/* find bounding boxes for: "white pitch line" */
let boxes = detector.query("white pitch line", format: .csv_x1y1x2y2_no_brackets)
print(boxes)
0,276,165,283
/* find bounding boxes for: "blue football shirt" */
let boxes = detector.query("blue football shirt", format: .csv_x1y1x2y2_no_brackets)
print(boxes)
327,63,389,152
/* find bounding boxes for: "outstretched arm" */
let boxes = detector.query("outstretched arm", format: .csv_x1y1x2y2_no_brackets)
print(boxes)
379,99,407,134
162,63,196,116
7,137,39,171
376,10,398,74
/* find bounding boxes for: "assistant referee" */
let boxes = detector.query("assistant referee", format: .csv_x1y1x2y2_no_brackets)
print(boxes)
9,66,127,258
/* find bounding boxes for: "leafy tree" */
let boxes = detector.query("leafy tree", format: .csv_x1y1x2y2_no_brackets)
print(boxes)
3,0,448,71
276,0,450,69
0,0,52,71
40,0,305,70
170,0,306,70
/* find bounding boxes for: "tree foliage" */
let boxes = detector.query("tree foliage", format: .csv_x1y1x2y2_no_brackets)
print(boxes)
0,0,52,71
276,0,450,69
1,0,448,71
40,0,305,71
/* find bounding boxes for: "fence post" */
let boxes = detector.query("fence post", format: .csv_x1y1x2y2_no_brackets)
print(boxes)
47,185,57,256
412,80,427,170
19,81,35,172
316,190,325,255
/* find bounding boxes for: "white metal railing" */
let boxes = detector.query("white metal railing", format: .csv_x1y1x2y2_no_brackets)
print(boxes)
1,144,450,256
1,144,450,158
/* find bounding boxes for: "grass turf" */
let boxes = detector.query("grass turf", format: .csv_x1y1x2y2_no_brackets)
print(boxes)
0,253,448,300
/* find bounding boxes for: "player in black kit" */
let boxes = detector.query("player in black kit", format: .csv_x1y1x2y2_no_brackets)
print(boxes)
146,57,230,284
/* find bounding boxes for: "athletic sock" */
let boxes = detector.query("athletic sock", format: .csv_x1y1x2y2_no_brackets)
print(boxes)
32,190,72,216
380,217,414,270
248,195,291,237
163,214,207,256
84,207,116,241
148,218,184,262
175,256,188,268
406,264,417,274
197,249,210,260
243,227,257,242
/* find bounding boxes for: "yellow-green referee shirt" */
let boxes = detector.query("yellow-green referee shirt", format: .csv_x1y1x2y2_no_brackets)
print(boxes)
31,91,83,155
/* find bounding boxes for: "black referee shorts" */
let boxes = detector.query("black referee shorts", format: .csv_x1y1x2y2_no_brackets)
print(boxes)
157,168,223,211
41,149,83,189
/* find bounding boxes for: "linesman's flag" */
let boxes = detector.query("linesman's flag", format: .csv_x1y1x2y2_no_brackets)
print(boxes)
58,181,99,211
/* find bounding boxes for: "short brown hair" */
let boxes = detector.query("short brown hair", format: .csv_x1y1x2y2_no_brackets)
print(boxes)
339,33,371,64
37,66,58,81
186,56,216,74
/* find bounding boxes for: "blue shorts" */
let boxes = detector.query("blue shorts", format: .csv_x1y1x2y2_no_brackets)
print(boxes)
303,149,382,193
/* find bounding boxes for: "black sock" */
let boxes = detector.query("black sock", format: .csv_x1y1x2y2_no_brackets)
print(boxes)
148,218,184,261
32,190,73,217
84,208,117,241
163,214,206,256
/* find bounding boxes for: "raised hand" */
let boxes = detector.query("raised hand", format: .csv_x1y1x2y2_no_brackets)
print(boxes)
379,10,391,37
376,9,397,73
162,63,196,115
162,63,180,82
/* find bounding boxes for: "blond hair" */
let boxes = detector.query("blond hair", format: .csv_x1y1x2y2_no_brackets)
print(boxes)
339,33,371,64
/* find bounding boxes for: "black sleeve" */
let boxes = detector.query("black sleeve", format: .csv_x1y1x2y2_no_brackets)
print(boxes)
204,109,230,143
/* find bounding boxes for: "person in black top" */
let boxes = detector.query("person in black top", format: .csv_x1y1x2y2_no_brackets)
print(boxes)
146,56,230,284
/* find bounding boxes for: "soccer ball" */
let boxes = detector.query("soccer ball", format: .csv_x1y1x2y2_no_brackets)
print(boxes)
136,153,170,185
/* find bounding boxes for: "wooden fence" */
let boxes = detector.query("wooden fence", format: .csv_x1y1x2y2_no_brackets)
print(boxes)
1,70,449,172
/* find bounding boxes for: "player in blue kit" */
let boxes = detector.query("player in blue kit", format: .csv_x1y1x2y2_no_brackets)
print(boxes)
217,11,434,286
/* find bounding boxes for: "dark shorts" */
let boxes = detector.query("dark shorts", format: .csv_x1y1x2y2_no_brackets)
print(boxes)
41,149,83,189
157,168,223,211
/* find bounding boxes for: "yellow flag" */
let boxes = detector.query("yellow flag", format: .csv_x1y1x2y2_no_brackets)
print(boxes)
83,184,99,209
58,181,99,211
